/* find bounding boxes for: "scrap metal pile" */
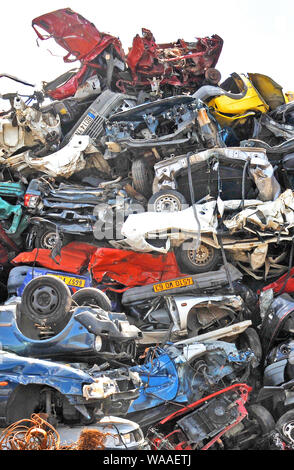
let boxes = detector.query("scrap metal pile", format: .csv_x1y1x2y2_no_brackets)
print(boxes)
1,7,294,450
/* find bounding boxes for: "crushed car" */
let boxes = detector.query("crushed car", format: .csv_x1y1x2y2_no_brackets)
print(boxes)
125,321,261,429
0,350,141,426
121,264,259,343
0,275,141,363
116,189,294,279
1,6,294,451
147,383,274,450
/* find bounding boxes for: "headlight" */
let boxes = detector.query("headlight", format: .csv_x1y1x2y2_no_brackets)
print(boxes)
95,336,102,352
83,376,117,399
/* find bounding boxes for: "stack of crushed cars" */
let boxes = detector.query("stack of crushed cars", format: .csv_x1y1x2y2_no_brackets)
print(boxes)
1,7,294,451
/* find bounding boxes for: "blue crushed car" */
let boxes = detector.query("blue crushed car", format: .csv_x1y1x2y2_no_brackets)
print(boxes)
0,275,141,363
0,350,141,426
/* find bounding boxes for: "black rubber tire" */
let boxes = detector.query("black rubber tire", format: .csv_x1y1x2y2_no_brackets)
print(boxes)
175,242,222,274
20,275,72,327
236,327,262,368
6,384,43,425
72,287,112,311
276,410,294,446
205,67,222,84
148,190,187,212
34,226,71,250
247,404,275,434
132,158,154,198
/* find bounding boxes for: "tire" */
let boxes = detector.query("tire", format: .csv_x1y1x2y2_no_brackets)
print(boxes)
276,410,294,446
205,67,222,84
72,287,112,311
175,242,222,274
6,384,43,425
34,226,71,250
236,327,262,367
132,158,154,198
148,190,187,212
247,404,275,435
20,275,72,328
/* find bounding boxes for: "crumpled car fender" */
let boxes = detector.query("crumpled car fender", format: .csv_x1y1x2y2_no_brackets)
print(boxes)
24,135,91,178
0,350,95,398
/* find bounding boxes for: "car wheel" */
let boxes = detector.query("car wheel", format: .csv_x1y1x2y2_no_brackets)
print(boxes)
236,327,262,367
20,275,72,328
148,190,187,212
72,287,112,311
205,67,222,84
175,242,222,274
34,226,71,250
276,410,294,447
247,404,275,435
132,158,154,198
6,384,44,425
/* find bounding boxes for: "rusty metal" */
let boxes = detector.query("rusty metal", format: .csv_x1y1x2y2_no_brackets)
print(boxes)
0,413,61,450
0,413,108,450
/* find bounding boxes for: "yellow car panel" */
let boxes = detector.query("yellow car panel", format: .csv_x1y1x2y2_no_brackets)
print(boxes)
248,73,285,110
207,74,269,126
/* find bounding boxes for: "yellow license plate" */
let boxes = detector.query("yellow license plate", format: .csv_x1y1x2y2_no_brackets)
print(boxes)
47,274,85,288
153,277,193,293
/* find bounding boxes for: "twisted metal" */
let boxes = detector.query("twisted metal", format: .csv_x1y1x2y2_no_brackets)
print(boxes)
0,413,108,450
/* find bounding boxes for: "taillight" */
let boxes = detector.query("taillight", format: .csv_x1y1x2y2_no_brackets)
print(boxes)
24,194,40,208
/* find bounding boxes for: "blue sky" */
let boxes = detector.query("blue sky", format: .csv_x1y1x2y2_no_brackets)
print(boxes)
0,0,293,101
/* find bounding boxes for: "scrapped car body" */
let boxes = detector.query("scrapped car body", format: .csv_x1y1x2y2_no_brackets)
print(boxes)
32,8,126,100
194,72,294,146
24,177,139,247
0,88,137,179
148,382,274,450
102,97,225,196
1,7,294,451
11,244,183,288
152,146,281,203
0,96,61,160
121,29,223,95
117,189,294,278
4,135,93,178
58,416,150,450
32,9,223,98
0,350,140,426
121,264,258,343
125,321,259,427
148,383,251,450
0,301,141,362
7,265,92,297
0,181,30,242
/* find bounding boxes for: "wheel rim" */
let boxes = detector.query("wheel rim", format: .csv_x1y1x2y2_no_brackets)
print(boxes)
283,421,294,444
187,244,214,266
30,285,59,316
154,195,182,212
40,232,57,249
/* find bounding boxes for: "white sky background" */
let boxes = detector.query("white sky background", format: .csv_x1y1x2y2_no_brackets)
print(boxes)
0,0,293,105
